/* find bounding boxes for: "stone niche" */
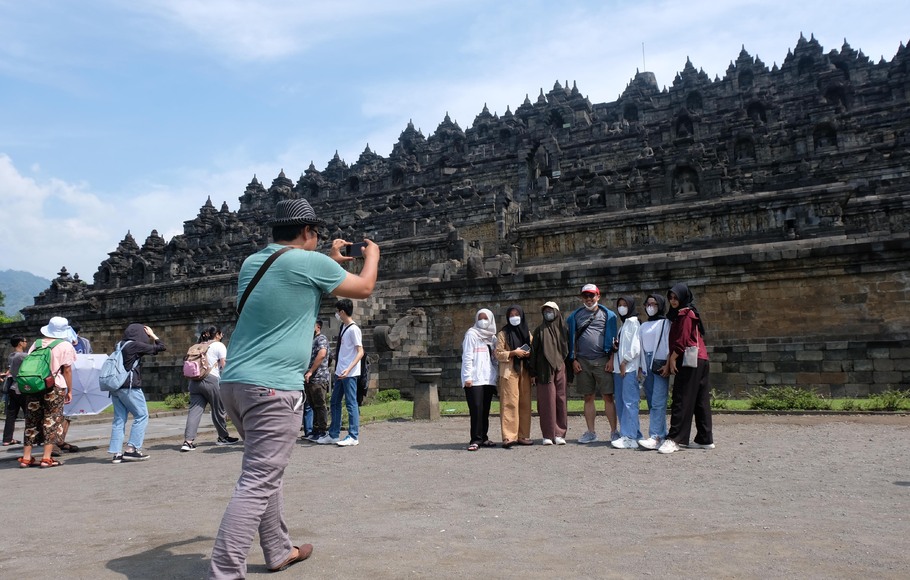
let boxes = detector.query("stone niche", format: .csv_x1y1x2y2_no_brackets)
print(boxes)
3,36,910,399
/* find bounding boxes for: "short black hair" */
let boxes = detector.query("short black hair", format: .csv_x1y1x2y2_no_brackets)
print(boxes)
335,298,353,316
71,323,81,333
272,224,316,243
315,319,324,328
10,336,25,347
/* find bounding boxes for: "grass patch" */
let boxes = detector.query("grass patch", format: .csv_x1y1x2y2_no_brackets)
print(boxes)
748,386,832,411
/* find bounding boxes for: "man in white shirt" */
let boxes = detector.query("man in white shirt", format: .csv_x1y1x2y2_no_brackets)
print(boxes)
318,298,364,446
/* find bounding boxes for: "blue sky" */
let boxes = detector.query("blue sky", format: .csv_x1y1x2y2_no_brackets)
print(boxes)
1,0,908,280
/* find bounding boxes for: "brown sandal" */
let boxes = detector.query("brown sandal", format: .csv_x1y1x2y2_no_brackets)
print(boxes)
39,458,63,468
268,543,313,572
18,457,38,468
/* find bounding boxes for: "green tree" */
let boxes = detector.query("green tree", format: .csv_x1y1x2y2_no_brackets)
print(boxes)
0,290,13,324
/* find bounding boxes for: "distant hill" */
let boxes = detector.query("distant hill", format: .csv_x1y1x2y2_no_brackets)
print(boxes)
0,270,51,317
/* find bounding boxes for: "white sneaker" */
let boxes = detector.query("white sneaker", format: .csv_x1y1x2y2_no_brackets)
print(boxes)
336,436,359,447
554,436,566,445
541,438,554,446
610,431,621,442
638,436,662,450
688,442,715,449
316,434,338,445
611,436,639,449
657,439,680,454
578,431,597,444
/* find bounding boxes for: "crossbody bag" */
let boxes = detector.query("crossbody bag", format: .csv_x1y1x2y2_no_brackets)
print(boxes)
236,246,292,314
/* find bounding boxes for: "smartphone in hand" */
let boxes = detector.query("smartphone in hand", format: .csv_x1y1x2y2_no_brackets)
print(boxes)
519,344,531,352
347,241,368,258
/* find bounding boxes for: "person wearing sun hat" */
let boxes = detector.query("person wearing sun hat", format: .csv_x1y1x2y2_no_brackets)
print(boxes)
18,316,76,469
210,198,381,578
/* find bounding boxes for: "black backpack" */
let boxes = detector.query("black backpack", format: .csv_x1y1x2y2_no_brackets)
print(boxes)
337,323,370,406
356,353,370,406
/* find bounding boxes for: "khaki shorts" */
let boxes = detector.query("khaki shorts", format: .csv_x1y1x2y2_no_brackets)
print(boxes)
574,356,613,396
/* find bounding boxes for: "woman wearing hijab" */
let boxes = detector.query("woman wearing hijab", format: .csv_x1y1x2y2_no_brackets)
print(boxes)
495,305,533,448
611,296,646,449
461,308,499,451
529,301,569,446
108,323,167,463
658,283,714,454
637,294,672,450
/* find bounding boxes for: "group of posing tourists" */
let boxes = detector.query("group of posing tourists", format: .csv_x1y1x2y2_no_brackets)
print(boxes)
461,282,713,454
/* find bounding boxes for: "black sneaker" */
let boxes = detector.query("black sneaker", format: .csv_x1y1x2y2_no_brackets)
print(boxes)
180,441,197,452
111,454,123,464
217,436,240,446
122,449,150,461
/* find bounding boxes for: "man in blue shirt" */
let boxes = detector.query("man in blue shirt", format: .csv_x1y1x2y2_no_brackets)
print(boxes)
209,198,380,579
566,284,619,444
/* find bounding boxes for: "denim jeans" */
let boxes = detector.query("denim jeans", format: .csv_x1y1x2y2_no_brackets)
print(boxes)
642,352,669,439
302,401,313,434
329,376,359,440
613,372,642,440
108,387,149,453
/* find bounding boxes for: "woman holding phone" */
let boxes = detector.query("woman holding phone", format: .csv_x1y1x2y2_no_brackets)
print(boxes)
495,305,534,448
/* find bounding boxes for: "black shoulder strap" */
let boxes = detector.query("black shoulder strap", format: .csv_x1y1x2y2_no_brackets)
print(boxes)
575,309,598,341
237,247,292,314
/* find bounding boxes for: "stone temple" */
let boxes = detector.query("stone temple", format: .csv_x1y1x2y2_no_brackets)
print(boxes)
3,34,909,400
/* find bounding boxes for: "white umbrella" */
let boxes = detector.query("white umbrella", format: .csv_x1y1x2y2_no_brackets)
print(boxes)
64,354,112,416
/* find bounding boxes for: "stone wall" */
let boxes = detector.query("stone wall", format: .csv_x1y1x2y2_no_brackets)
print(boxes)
3,35,909,401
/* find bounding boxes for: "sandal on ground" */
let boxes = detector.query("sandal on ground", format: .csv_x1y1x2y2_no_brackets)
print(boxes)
18,457,38,468
480,440,496,448
517,438,534,446
467,442,480,451
3,439,21,446
40,458,63,468
58,442,80,453
502,440,515,449
268,543,313,572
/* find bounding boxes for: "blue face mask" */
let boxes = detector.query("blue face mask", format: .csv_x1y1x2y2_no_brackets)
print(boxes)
543,311,556,321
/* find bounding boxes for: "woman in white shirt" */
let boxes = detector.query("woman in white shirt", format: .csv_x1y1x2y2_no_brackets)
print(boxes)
461,309,498,451
637,294,671,450
181,327,239,451
611,296,646,449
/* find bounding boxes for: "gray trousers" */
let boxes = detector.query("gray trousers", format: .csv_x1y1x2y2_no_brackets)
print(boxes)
184,374,230,441
209,383,304,580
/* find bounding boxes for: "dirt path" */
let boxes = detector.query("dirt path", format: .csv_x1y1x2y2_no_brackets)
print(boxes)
2,414,908,579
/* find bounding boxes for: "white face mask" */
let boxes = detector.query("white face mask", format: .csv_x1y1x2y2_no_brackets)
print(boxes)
617,306,628,317
476,318,490,329
646,305,658,317
509,316,522,327
335,312,342,322
543,311,556,321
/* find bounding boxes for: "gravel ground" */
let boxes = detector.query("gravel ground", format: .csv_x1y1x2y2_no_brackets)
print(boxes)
1,413,908,579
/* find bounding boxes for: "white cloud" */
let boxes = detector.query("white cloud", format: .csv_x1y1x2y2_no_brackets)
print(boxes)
128,0,471,62
0,154,278,281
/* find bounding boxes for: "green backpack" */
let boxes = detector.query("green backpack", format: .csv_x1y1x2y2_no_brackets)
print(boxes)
15,339,64,395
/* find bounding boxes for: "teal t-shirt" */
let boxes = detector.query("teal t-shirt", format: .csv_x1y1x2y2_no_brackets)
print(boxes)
222,244,347,390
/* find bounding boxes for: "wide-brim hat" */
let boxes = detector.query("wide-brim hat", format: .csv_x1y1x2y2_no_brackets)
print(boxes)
268,199,327,227
541,301,560,311
41,316,73,340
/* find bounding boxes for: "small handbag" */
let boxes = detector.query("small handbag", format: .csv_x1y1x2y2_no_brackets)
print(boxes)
650,320,667,373
682,345,699,368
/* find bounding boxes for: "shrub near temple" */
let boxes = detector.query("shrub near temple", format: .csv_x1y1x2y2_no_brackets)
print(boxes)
748,386,832,411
